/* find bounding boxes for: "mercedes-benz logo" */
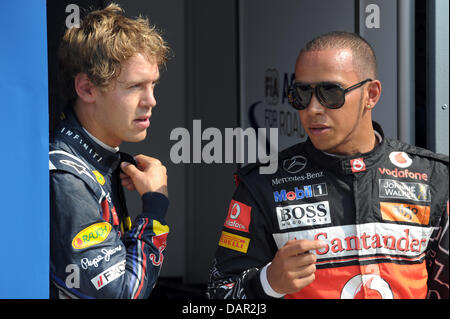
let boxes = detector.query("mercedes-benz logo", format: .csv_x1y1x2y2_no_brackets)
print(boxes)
282,155,307,174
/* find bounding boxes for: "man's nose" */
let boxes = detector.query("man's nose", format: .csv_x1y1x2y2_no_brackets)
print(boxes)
305,93,325,114
141,86,157,108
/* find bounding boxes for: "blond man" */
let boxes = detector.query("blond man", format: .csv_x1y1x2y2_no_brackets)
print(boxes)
49,4,170,299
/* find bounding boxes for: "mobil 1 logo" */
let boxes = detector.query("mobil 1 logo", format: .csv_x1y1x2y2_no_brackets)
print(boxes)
276,201,330,230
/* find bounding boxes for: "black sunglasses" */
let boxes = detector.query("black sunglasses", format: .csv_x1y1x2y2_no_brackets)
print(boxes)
287,78,372,110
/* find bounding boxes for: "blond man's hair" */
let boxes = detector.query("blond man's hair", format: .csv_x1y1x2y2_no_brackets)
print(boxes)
58,3,170,103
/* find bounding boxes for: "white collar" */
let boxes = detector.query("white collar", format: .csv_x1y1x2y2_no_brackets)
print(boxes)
374,130,383,144
82,127,120,153
322,129,383,157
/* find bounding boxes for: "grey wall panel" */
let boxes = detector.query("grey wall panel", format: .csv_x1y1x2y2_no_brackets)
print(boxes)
358,0,399,140
427,0,449,155
184,0,240,284
118,0,187,278
239,0,356,152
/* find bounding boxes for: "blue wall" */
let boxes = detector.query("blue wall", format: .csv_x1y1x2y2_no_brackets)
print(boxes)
0,0,49,298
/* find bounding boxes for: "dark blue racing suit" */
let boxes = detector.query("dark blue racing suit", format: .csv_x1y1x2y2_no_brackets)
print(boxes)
49,108,169,299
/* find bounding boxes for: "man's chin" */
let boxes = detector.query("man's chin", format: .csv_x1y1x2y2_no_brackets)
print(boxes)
309,137,333,153
124,132,147,143
311,139,352,156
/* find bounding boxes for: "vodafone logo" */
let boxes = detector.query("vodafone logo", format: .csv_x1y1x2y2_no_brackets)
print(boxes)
224,200,252,233
341,274,394,299
350,158,366,173
230,203,240,219
389,151,412,168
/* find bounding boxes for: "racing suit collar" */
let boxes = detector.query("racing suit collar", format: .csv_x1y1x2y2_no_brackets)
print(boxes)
56,107,122,173
305,121,386,175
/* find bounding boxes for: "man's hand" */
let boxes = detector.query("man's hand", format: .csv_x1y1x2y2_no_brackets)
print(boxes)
120,154,168,197
266,239,326,295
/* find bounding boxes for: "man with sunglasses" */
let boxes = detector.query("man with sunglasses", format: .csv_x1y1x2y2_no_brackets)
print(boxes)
208,31,448,299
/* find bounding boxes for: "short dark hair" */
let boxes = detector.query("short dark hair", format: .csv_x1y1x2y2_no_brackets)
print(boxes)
299,31,378,80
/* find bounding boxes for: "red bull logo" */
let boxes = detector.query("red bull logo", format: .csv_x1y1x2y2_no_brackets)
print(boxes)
149,221,169,266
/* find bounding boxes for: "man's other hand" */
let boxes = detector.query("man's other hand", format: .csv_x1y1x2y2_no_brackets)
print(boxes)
120,154,168,197
267,239,326,295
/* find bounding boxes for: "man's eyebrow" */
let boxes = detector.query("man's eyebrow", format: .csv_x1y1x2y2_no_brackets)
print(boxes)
295,80,341,85
119,76,160,86
294,80,343,87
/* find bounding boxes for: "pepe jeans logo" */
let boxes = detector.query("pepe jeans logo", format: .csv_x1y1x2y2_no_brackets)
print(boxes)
283,155,307,174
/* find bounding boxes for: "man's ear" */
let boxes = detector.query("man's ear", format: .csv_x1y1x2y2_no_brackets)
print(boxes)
366,80,382,109
74,73,97,104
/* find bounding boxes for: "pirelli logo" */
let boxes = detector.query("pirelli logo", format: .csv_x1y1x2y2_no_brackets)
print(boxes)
380,202,430,225
218,231,250,253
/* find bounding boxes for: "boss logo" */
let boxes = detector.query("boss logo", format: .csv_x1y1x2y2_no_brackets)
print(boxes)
276,201,331,230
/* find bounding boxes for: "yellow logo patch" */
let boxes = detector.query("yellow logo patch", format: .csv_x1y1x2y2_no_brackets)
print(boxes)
153,220,170,235
72,222,112,249
92,170,105,185
218,231,250,253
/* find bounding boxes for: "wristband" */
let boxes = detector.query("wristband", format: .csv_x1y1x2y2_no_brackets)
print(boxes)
260,262,286,298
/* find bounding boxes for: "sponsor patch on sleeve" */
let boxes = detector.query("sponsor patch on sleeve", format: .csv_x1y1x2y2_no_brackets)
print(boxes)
91,260,126,290
72,222,112,249
92,170,105,185
224,200,252,233
150,220,169,266
153,220,170,236
380,202,430,225
218,231,250,253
